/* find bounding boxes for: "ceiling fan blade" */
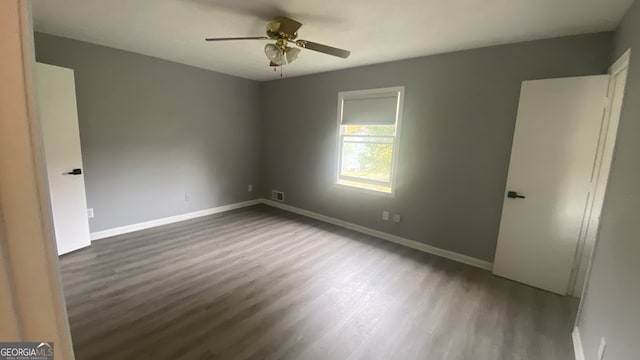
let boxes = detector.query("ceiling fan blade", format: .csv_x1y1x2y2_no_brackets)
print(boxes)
276,16,302,36
205,36,269,41
295,40,350,59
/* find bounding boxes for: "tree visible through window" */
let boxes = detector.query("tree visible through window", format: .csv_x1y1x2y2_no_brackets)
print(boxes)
336,87,403,194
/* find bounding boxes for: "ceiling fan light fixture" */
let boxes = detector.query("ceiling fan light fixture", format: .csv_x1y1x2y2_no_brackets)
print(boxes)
264,43,286,66
285,47,301,64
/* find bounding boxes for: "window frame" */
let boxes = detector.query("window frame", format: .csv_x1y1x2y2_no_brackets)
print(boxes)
335,86,405,197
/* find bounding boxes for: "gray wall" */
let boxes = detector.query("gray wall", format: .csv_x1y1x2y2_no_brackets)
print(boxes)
577,1,640,359
34,33,261,232
260,33,613,262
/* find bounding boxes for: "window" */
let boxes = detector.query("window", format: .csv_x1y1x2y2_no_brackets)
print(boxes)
336,87,404,194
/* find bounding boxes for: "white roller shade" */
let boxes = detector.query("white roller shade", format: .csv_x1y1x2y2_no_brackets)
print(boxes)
341,94,398,125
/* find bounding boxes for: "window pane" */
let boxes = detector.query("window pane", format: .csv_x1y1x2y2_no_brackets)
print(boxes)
340,141,393,182
343,125,396,136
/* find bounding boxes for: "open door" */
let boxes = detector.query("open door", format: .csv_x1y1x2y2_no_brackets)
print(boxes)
36,62,91,255
493,75,609,295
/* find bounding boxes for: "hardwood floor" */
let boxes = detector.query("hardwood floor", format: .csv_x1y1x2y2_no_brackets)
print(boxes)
59,204,578,360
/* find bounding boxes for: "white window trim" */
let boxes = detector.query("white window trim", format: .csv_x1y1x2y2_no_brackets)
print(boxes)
334,86,405,197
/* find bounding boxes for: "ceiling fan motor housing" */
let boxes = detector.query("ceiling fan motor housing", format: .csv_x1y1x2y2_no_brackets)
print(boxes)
266,17,302,41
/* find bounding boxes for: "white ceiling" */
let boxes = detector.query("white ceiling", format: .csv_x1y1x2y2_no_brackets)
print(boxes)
32,0,633,81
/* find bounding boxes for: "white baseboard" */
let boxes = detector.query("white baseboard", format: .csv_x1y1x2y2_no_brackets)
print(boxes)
90,197,493,271
90,199,261,241
573,327,585,360
260,199,493,271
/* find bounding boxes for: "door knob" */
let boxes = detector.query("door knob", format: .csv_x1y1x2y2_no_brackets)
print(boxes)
63,168,82,175
507,191,525,199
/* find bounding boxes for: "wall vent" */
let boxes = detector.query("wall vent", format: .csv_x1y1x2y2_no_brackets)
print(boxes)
271,190,285,202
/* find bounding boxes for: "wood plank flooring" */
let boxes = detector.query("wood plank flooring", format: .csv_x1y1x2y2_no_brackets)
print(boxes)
59,204,578,360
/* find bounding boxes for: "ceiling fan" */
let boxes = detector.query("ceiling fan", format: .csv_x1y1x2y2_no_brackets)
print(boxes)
205,16,351,67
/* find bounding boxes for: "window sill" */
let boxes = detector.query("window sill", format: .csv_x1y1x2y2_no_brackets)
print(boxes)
332,182,395,198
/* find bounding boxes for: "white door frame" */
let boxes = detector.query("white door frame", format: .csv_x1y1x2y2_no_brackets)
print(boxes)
569,49,631,298
0,0,74,357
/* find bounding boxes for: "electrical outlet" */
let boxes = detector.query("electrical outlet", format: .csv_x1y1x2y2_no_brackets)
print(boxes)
271,190,285,202
87,208,94,219
382,211,389,221
392,214,401,223
597,337,606,360
248,184,253,192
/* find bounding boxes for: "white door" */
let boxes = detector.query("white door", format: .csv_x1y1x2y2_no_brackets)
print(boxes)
493,75,609,295
36,63,91,255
